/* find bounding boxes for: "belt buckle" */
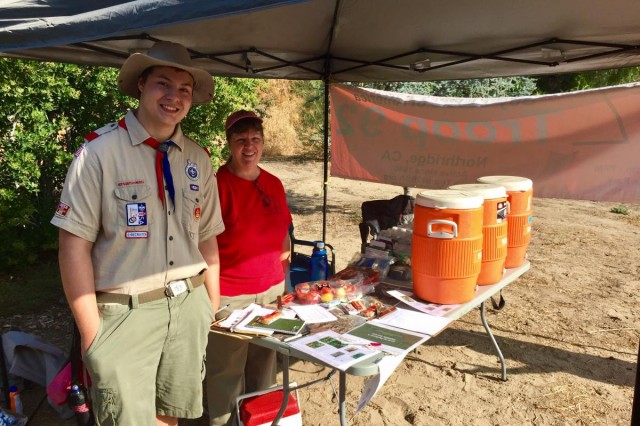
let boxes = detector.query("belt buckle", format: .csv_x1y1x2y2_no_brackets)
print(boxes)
165,280,188,298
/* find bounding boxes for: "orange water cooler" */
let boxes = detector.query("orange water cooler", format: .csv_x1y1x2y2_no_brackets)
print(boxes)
449,183,508,285
477,176,533,268
412,190,484,304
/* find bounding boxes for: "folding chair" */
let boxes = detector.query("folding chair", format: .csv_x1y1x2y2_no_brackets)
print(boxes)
286,224,335,293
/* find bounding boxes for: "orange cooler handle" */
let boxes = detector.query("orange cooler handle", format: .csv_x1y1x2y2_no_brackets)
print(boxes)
427,219,458,239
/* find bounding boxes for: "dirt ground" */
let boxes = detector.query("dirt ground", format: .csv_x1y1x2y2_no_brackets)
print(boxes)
265,159,639,426
3,159,638,425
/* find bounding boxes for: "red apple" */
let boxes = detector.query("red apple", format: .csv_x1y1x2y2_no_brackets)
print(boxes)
305,291,321,304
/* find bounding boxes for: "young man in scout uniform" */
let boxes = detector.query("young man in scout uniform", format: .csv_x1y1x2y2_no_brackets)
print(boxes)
51,41,224,426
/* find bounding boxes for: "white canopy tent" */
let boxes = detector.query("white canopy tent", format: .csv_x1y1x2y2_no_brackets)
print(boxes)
2,0,640,238
2,0,640,82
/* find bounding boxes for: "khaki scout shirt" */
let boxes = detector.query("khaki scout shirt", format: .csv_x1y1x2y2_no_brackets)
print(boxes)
51,110,225,294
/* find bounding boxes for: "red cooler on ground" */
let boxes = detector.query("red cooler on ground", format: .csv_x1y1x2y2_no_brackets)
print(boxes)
448,183,508,285
237,385,302,426
477,176,533,268
412,190,484,304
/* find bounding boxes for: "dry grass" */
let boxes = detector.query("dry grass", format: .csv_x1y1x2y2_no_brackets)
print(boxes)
260,80,308,158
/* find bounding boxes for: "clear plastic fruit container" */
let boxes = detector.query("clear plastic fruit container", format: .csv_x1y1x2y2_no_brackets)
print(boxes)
294,280,330,304
328,270,364,302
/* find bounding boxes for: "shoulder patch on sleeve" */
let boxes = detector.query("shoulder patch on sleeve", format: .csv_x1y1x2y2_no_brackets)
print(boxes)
74,144,86,158
55,202,71,218
83,121,119,143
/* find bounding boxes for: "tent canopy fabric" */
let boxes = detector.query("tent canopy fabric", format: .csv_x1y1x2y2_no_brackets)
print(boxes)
2,0,640,82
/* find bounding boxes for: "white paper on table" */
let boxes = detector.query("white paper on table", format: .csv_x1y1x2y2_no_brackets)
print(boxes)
386,289,461,317
289,304,338,323
371,307,453,336
288,330,379,371
356,354,404,413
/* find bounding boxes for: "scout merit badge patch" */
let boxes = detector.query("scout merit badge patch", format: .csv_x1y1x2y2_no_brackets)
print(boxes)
194,206,201,221
185,160,199,181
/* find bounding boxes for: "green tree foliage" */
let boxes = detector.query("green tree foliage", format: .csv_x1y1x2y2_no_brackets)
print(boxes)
359,77,538,97
537,67,640,93
0,58,263,268
182,76,265,166
291,80,325,158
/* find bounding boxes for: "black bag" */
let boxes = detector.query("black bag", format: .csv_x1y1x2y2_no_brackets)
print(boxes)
359,195,415,251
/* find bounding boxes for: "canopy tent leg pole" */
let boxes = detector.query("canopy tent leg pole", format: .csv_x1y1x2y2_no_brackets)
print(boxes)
632,339,640,425
322,80,330,242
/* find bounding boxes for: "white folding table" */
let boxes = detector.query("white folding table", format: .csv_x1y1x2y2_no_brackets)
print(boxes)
232,261,531,426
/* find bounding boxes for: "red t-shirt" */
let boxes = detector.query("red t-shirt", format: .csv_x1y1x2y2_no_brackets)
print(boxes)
216,165,292,296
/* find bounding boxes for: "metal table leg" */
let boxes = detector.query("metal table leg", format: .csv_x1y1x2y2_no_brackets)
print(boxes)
339,371,347,426
271,348,344,425
272,349,291,425
480,301,507,381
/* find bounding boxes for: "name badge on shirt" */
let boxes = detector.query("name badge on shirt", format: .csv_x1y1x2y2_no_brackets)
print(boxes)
125,231,148,239
126,203,147,226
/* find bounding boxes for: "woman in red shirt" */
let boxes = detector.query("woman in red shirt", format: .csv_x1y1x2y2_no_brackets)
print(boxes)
206,110,292,426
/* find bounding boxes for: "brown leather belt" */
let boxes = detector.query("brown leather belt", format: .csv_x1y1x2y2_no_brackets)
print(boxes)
96,272,206,306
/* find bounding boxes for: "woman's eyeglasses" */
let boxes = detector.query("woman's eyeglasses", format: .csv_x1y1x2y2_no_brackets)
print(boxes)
254,180,271,207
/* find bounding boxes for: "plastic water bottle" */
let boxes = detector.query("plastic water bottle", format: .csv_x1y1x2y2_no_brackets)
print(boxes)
68,384,94,426
310,241,329,281
9,385,23,415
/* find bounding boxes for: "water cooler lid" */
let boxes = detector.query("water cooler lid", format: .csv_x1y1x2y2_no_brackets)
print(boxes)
448,183,507,200
477,175,533,192
415,189,484,210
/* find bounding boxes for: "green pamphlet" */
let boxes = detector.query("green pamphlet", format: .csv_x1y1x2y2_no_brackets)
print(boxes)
245,316,307,335
346,322,426,354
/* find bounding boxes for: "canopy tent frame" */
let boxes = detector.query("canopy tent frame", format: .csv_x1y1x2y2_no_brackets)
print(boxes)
15,35,640,80
4,0,640,239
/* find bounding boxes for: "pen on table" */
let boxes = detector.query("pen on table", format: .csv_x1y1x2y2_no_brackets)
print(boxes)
215,303,231,315
340,340,382,348
283,327,311,343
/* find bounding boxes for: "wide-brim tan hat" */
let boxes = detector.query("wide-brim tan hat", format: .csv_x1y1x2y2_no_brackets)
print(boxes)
118,41,214,104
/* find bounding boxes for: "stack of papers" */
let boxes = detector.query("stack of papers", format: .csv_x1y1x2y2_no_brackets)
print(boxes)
370,307,453,336
289,304,338,323
215,303,298,336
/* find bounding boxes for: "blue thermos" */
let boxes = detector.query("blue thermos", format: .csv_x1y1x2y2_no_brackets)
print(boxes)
310,241,329,281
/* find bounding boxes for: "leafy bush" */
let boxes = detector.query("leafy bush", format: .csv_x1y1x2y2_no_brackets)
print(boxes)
610,205,630,215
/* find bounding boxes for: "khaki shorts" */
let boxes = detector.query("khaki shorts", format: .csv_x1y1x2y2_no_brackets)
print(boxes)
84,284,213,425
